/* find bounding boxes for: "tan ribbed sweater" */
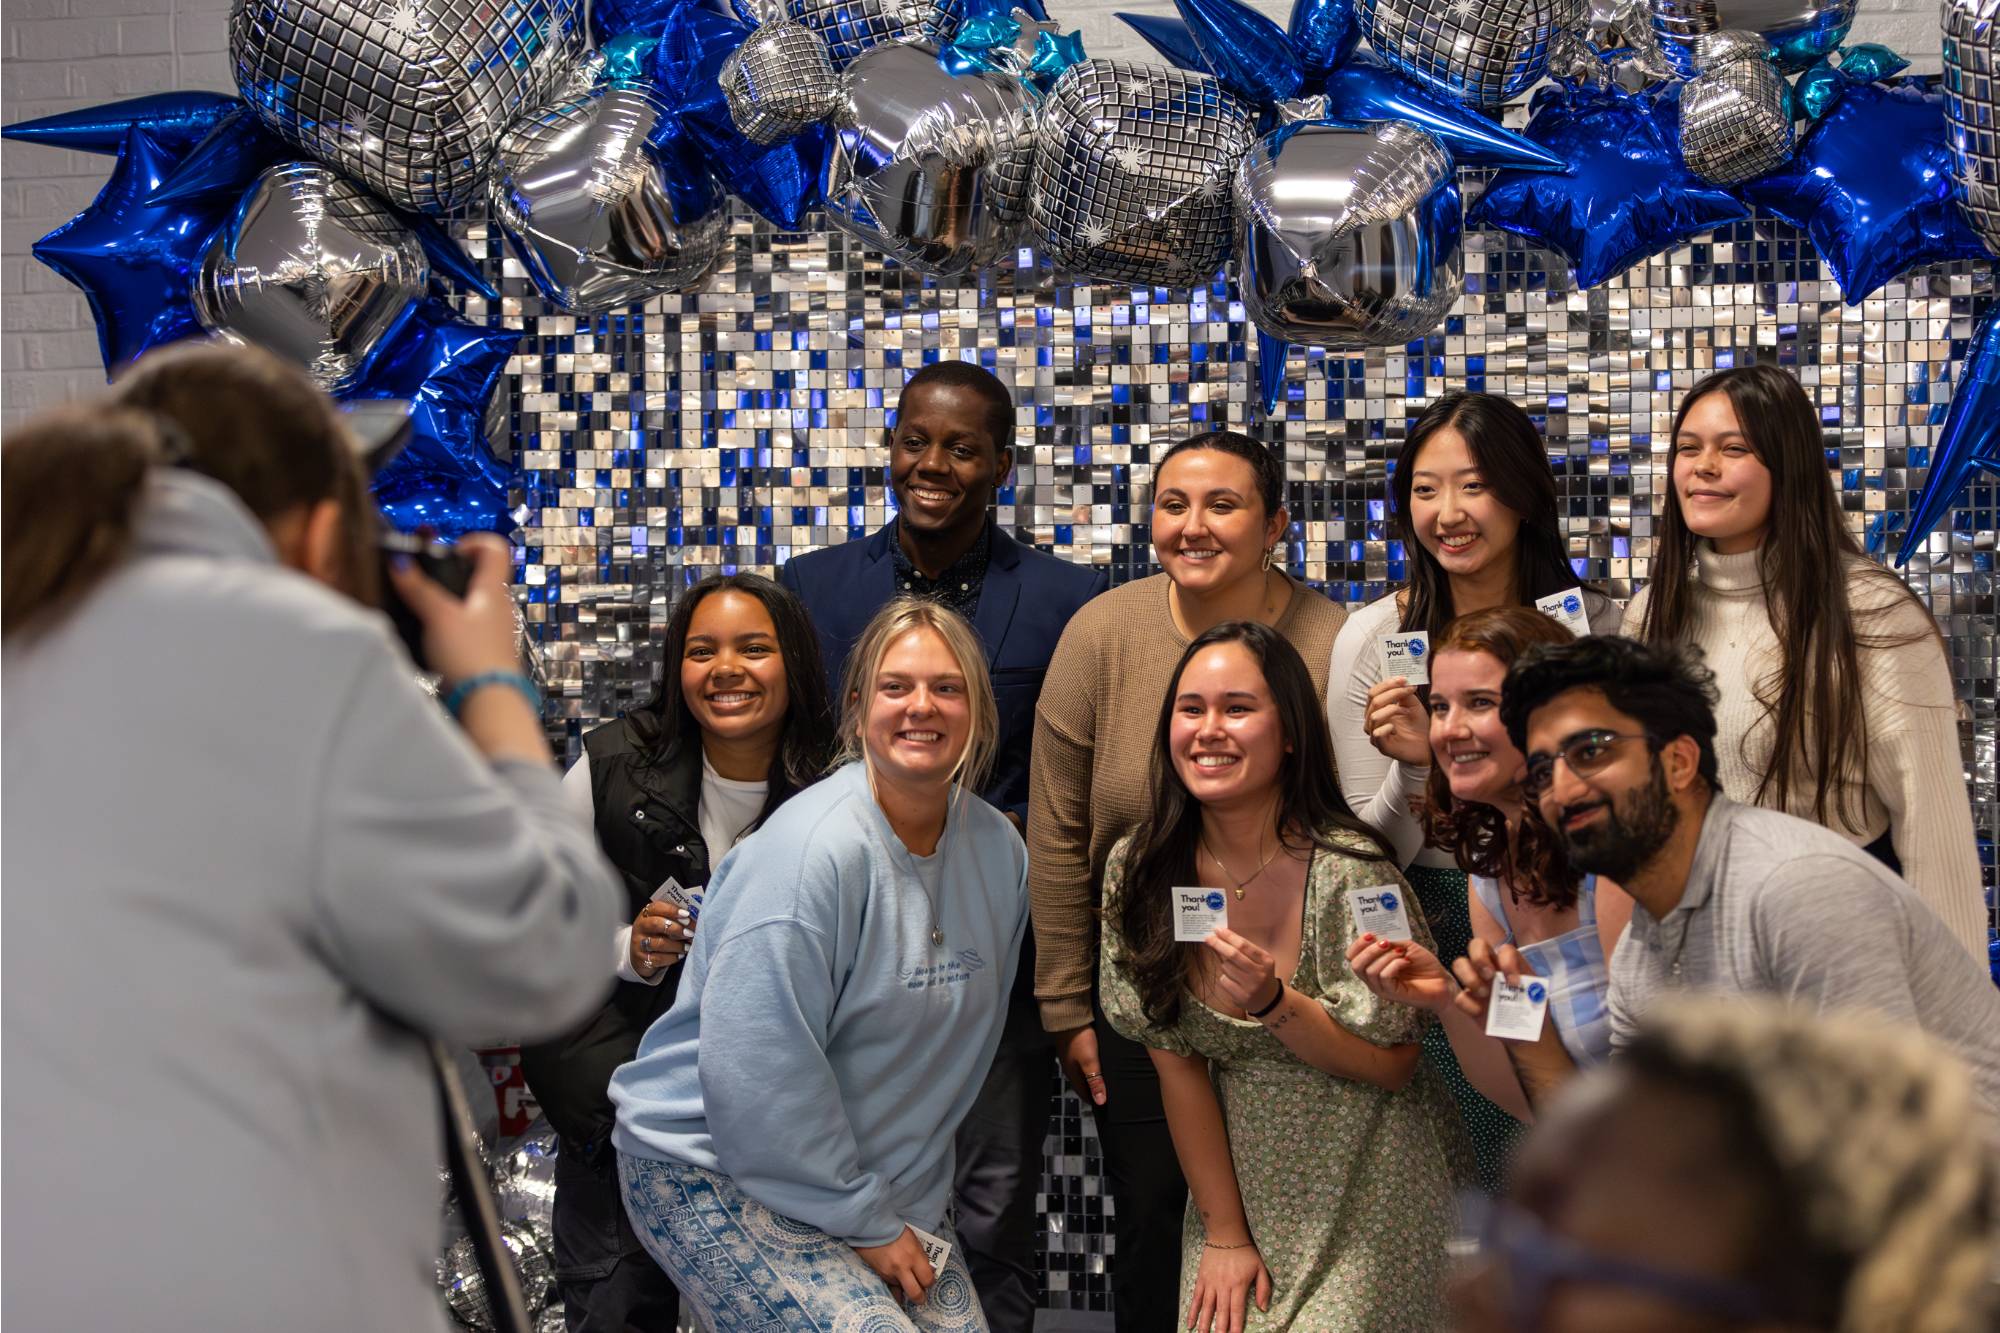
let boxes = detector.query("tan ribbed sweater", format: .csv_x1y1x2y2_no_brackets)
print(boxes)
1624,545,1987,957
1026,573,1347,1032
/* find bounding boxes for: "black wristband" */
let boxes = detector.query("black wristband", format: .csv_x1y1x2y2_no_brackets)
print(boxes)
1247,977,1285,1020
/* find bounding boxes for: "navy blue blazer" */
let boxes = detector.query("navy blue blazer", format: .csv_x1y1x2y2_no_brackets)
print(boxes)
778,520,1107,819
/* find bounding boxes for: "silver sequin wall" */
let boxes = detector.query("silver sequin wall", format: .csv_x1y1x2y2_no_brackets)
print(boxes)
456,205,1997,1313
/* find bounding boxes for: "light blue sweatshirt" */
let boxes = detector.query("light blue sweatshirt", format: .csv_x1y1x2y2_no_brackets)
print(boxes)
609,761,1028,1247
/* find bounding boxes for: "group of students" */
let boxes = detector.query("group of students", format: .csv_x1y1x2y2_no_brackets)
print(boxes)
2,341,1995,1333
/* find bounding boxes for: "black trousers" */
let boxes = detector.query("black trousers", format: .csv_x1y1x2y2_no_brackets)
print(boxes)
1091,1004,1189,1333
552,1132,682,1333
954,981,1055,1333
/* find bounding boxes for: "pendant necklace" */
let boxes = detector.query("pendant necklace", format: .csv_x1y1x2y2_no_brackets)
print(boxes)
1202,832,1281,902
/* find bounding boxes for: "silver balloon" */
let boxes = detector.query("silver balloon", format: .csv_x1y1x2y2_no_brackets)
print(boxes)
494,1121,560,1233
722,19,841,143
1648,0,1856,75
1945,0,2000,254
230,0,586,215
821,41,1036,274
790,0,958,69
1355,0,1584,106
1029,60,1257,287
1235,121,1463,349
1677,31,1794,184
491,81,727,314
192,162,427,391
438,1223,555,1330
1565,0,1676,89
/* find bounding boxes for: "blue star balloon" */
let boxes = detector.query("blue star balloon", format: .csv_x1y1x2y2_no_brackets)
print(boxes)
944,0,1021,72
1287,0,1358,82
1741,83,1992,304
591,0,682,44
1171,0,1303,104
353,301,525,538
30,126,235,376
1791,43,1908,121
1896,307,2000,567
1117,11,1206,70
147,104,284,205
3,92,239,158
1258,329,1290,419
1468,84,1747,289
1322,56,1568,171
1027,27,1086,86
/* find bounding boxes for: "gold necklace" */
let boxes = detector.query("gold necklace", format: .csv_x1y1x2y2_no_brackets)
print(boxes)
1201,833,1280,901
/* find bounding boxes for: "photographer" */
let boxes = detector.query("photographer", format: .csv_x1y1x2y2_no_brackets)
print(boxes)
1,343,621,1333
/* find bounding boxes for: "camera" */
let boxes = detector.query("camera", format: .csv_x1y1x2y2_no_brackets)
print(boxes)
377,530,474,672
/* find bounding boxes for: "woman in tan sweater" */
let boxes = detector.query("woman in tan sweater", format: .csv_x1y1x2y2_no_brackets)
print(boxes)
1025,430,1346,1332
1625,364,1987,957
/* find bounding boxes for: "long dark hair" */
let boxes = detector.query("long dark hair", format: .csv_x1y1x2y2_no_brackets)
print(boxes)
1633,364,1934,829
1111,621,1389,1028
1423,607,1583,909
627,572,835,829
1392,392,1591,638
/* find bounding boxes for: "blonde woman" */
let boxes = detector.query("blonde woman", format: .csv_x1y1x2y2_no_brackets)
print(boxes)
611,598,1027,1332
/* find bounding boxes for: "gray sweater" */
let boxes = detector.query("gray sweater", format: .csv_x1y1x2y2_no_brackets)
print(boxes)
2,471,621,1333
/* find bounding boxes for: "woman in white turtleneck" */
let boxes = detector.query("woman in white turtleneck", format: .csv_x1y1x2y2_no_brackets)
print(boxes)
1624,364,1986,957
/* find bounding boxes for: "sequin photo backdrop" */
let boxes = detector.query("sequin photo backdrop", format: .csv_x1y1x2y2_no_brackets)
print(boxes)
462,205,1997,1312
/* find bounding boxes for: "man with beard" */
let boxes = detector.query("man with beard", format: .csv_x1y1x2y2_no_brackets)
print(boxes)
1483,635,2000,1119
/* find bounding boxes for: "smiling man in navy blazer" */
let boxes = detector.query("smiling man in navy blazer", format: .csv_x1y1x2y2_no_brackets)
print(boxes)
779,360,1103,1333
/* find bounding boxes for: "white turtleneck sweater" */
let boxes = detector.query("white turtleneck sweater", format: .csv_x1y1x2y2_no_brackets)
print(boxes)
1624,543,1987,957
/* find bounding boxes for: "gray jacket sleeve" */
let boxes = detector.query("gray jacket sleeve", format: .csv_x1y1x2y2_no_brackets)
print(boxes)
307,642,621,1044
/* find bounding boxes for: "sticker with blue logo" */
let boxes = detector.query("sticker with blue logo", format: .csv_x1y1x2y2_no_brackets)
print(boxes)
1377,629,1431,685
1346,885,1412,941
1486,974,1551,1042
1534,586,1591,638
1174,886,1229,942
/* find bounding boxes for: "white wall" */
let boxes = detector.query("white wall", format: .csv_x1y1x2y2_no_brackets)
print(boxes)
0,0,1948,426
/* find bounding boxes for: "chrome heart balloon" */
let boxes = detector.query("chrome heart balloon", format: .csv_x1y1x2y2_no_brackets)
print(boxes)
229,0,586,214
1648,0,1856,75
491,80,727,313
191,162,428,391
1677,30,1794,184
1235,120,1462,349
1355,0,1583,106
821,41,1036,274
1029,59,1257,287
721,19,841,143
1944,0,2000,254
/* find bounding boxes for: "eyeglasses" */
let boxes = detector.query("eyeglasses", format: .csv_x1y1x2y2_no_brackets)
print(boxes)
1520,731,1650,798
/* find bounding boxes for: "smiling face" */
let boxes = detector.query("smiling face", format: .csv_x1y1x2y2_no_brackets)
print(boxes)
1428,647,1522,806
681,588,792,751
1524,687,1683,884
1407,426,1524,586
1671,390,1772,555
1168,641,1290,811
861,626,973,789
888,381,1012,545
1152,448,1286,596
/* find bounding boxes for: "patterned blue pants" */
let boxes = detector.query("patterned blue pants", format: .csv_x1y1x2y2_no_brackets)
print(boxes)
618,1153,989,1333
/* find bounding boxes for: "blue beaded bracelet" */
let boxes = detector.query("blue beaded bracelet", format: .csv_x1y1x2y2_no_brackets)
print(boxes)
442,670,542,719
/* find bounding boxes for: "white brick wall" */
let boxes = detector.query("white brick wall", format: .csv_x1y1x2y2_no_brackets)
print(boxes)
0,0,1950,426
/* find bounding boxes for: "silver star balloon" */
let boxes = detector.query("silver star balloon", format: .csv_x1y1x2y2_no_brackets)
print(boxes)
1648,0,1856,75
722,19,841,144
491,80,727,314
1235,121,1463,349
230,0,586,215
1945,0,2000,254
191,162,428,391
1678,30,1794,185
1356,0,1584,107
821,40,1036,275
1029,59,1257,287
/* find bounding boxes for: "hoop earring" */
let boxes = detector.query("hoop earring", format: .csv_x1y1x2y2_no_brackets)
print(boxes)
1261,545,1277,572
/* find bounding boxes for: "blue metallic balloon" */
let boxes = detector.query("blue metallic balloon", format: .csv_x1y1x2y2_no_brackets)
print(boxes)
945,0,1022,72
30,126,232,376
407,218,504,302
354,301,525,539
653,1,826,227
1116,11,1207,71
1287,0,1360,81
1791,43,1908,121
1258,329,1290,418
1467,83,1747,289
147,104,284,206
592,0,684,43
1741,83,1993,304
1172,0,1304,104
1026,27,1087,86
2,92,238,157
1896,307,2000,567
1323,55,1569,169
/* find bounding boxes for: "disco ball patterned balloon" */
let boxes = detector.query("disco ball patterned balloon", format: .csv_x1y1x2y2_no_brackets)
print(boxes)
1944,0,2000,255
438,1223,555,1329
1235,120,1462,349
491,82,727,313
192,162,428,391
1677,31,1794,184
822,41,1036,274
791,0,962,68
495,1122,560,1232
230,0,587,215
1648,0,1856,75
1355,0,1583,107
722,19,841,143
1029,59,1257,287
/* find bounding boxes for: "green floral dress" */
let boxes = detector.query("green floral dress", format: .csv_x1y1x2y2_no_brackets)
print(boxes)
1099,830,1468,1332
